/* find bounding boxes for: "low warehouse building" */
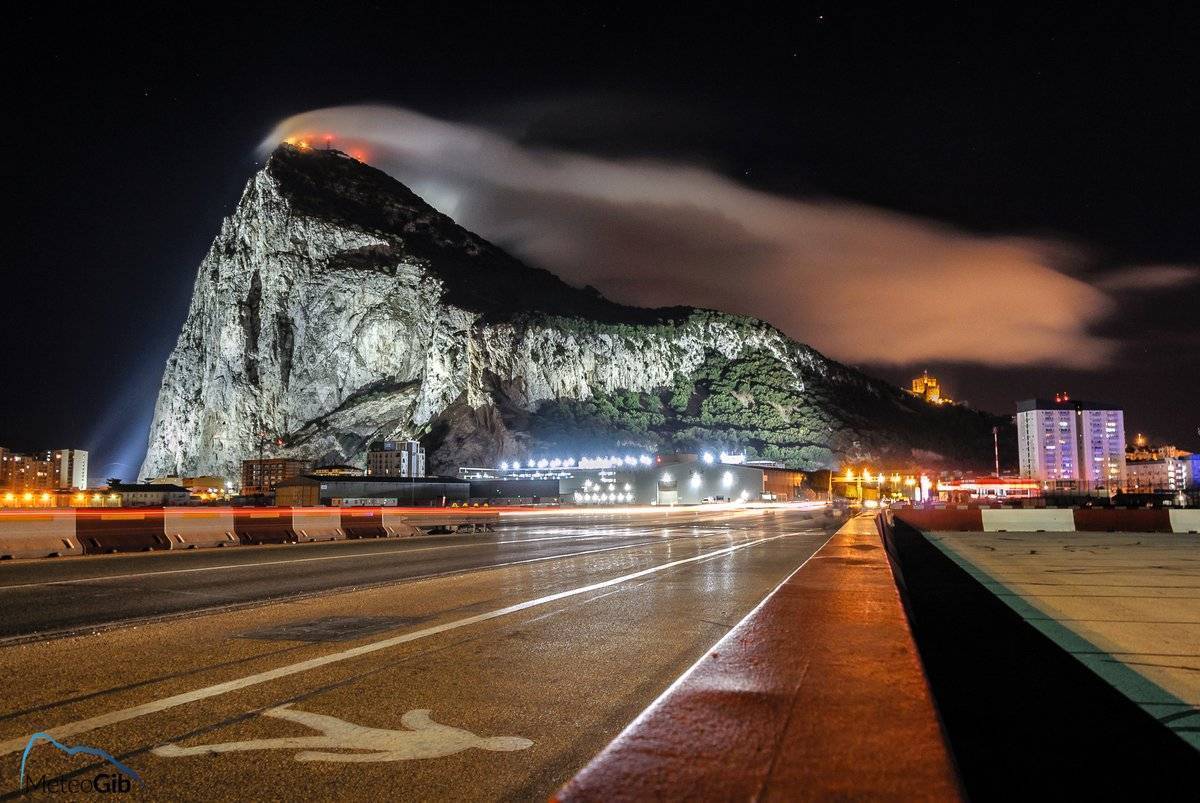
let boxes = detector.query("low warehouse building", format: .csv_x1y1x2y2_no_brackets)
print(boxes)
468,479,561,505
110,483,191,507
274,475,469,507
460,454,808,506
639,461,769,505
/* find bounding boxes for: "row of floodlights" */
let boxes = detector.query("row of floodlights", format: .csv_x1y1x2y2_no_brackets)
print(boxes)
500,450,748,471
701,452,746,464
582,480,633,492
575,491,635,504
500,455,653,470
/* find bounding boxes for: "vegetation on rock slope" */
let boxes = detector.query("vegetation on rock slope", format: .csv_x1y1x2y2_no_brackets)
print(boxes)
517,349,1013,470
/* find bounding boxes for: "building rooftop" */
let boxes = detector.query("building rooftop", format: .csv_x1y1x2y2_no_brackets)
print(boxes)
1017,398,1123,412
111,483,189,493
277,474,466,486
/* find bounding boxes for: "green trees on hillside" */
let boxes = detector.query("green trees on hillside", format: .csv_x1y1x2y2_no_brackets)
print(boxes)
519,345,1011,470
525,348,847,468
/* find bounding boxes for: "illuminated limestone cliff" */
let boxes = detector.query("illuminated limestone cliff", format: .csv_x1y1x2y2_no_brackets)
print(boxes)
141,145,1009,480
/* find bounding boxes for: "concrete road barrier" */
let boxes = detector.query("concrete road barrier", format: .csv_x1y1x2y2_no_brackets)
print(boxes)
893,508,984,532
896,507,1199,534
0,510,82,559
290,508,346,542
1074,508,1171,533
163,508,239,549
1169,509,1200,534
339,508,388,538
380,510,424,537
76,510,172,553
981,509,1076,532
233,509,296,545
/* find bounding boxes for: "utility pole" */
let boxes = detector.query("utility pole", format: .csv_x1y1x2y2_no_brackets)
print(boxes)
257,425,266,500
993,426,1000,477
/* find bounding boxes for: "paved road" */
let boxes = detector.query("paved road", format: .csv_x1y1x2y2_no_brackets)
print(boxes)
0,509,793,642
0,507,835,800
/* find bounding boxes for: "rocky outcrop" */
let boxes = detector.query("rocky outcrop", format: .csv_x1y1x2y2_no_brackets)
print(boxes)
141,145,1009,480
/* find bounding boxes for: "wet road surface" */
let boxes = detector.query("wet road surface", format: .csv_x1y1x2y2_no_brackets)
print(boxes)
0,507,834,800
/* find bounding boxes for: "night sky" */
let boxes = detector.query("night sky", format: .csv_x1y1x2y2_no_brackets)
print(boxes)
7,3,1199,482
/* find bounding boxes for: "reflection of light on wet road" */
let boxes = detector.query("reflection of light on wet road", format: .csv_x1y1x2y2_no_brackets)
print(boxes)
0,531,801,758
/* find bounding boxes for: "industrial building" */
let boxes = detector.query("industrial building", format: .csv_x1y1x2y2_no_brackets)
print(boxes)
252,452,811,508
460,453,808,506
467,478,561,505
275,475,468,507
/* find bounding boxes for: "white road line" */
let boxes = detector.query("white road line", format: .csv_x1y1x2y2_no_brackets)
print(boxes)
0,531,800,756
0,533,745,648
575,526,840,764
0,532,641,591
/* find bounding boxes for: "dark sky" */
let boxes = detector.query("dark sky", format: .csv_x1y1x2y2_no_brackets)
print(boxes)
6,2,1199,481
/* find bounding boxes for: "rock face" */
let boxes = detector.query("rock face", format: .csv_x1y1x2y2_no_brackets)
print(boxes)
141,145,1010,480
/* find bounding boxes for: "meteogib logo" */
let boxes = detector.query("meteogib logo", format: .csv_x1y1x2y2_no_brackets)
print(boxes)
18,732,142,794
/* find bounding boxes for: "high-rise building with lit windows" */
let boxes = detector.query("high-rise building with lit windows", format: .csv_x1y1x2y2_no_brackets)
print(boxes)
42,449,88,489
1,447,89,491
1017,397,1126,491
